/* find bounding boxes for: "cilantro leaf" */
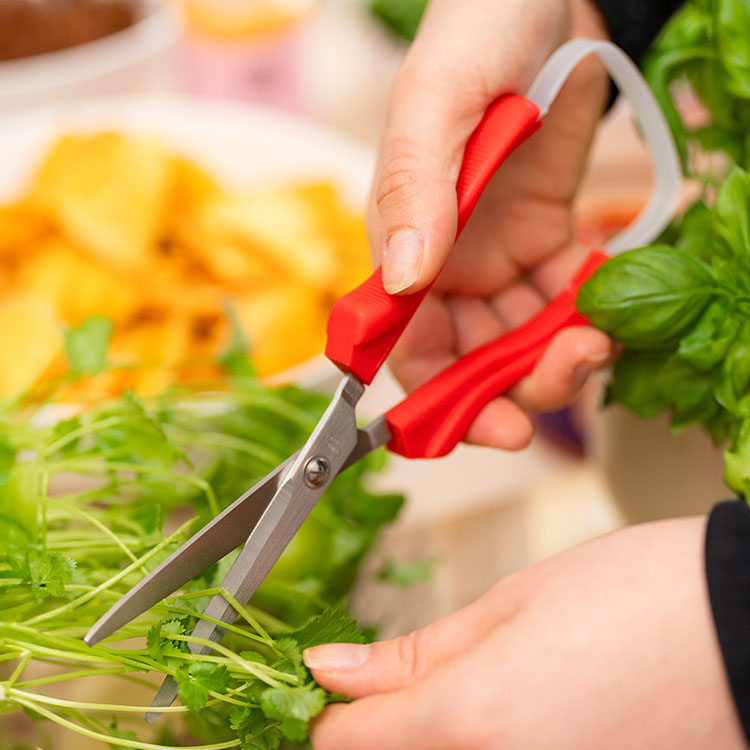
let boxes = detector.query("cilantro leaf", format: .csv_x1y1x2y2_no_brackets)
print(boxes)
260,684,325,743
95,391,186,468
239,650,268,665
230,707,283,750
175,670,209,712
175,662,229,712
64,316,113,375
287,607,367,651
146,619,189,665
272,638,305,681
9,549,75,600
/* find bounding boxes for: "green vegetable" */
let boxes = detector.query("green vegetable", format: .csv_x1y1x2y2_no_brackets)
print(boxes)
369,0,428,42
577,245,716,348
642,0,750,170
64,316,113,375
579,165,750,495
0,327,403,748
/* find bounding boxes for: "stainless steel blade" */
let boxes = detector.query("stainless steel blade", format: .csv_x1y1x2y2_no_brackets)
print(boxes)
84,453,297,646
146,417,391,722
148,375,378,715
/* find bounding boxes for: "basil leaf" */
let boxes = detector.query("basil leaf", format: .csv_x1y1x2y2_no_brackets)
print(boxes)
713,167,750,275
677,297,740,369
608,348,718,432
675,201,715,262
714,335,750,417
716,0,750,98
577,246,716,349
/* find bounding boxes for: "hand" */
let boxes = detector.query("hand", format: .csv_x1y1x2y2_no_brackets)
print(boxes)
370,0,616,450
305,517,743,750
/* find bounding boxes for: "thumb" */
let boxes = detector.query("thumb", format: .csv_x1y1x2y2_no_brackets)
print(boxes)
302,580,518,699
372,75,469,295
370,0,568,295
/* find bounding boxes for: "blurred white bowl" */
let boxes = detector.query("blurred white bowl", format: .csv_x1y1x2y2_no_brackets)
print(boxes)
0,95,376,389
0,2,179,113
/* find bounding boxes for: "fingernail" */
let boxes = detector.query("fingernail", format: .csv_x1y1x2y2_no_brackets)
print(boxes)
303,643,370,672
382,230,424,294
573,352,610,385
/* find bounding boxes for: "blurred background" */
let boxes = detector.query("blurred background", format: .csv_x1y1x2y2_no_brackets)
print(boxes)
0,0,725,651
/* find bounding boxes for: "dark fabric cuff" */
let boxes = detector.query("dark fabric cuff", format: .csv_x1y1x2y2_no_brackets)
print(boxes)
705,499,750,743
593,0,686,63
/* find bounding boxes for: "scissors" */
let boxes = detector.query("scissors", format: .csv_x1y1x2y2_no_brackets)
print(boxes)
85,38,680,717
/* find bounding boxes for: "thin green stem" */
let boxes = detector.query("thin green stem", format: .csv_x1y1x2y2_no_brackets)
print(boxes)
9,688,191,714
40,415,126,457
10,696,240,750
45,497,146,572
24,518,196,625
47,460,219,517
167,634,293,687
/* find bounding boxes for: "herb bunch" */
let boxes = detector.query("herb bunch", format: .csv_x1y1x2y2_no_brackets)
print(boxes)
0,321,403,749
577,0,750,500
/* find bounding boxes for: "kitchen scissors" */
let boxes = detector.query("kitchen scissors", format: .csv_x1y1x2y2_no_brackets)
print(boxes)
85,38,681,716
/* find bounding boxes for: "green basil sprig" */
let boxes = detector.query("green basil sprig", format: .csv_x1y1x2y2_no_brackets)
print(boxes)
578,167,750,497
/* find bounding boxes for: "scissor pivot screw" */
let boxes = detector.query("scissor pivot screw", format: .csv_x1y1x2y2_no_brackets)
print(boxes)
304,456,330,488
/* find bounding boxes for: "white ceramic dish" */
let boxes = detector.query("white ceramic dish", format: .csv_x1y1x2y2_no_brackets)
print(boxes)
0,95,376,388
0,2,179,113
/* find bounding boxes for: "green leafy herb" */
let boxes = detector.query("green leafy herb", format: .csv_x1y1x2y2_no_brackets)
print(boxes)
286,607,367,651
218,300,257,378
0,352,402,747
64,315,113,375
577,245,716,348
176,663,231,712
642,0,750,171
260,684,326,743
369,0,428,41
580,0,750,494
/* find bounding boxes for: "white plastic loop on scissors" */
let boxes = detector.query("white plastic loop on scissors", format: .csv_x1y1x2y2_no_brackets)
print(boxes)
526,38,682,254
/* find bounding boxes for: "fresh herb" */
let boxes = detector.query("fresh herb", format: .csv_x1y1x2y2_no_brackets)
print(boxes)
578,0,750,500
578,167,750,498
642,0,750,170
0,331,403,748
369,0,427,42
64,315,113,375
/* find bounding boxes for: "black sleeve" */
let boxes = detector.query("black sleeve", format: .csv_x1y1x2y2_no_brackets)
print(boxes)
705,500,750,743
593,0,686,62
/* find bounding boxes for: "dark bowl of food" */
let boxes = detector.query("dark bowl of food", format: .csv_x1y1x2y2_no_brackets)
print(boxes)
0,0,178,111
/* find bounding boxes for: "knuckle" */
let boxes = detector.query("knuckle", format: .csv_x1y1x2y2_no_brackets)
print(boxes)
375,145,425,217
394,629,426,682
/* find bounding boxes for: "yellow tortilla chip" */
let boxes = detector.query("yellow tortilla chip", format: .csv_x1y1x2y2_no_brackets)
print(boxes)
0,202,49,261
193,188,341,292
28,133,172,269
0,296,63,398
234,284,327,376
13,237,138,325
290,182,372,295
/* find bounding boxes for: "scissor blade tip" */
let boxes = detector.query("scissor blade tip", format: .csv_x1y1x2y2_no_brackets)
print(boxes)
144,711,162,723
83,619,110,647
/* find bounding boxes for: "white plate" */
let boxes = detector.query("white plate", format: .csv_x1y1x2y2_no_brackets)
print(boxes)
0,95,376,388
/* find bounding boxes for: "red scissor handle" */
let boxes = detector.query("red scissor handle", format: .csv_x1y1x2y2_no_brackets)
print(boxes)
382,249,609,458
325,94,542,384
